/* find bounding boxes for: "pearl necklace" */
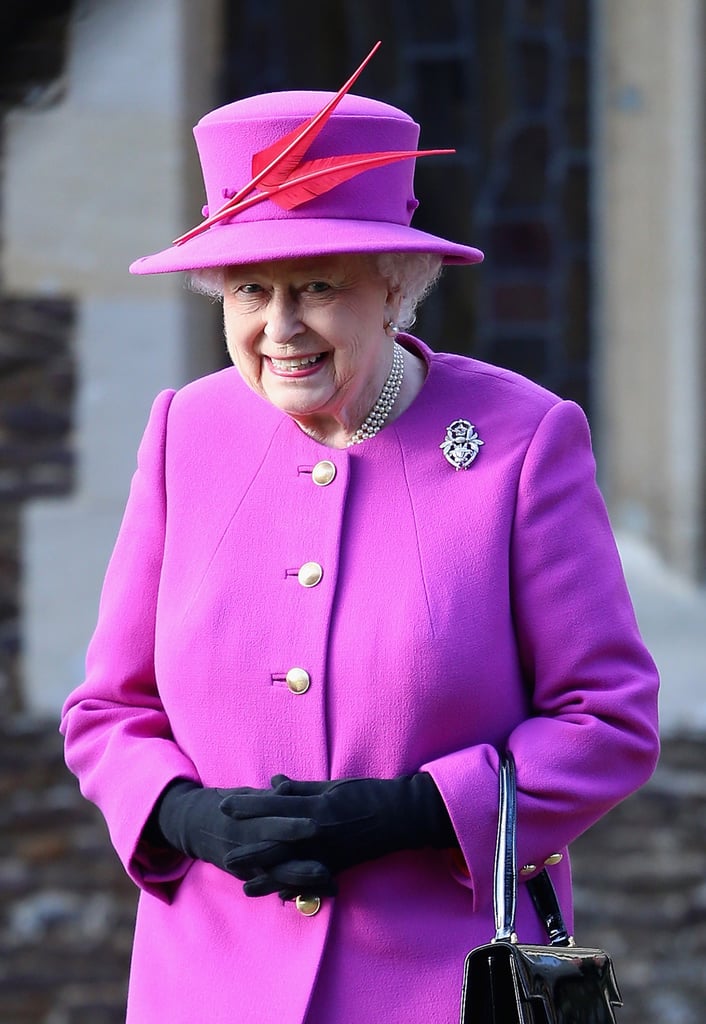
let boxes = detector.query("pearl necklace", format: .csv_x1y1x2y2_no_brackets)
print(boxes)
346,342,405,446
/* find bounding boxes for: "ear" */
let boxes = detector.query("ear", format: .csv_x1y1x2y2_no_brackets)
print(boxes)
383,285,403,324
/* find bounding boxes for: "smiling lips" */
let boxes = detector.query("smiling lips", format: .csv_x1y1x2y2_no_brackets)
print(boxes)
267,353,327,376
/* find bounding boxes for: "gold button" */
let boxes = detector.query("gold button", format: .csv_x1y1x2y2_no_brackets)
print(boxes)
286,668,310,694
312,460,336,486
544,853,563,866
295,895,321,917
520,864,537,876
298,562,323,587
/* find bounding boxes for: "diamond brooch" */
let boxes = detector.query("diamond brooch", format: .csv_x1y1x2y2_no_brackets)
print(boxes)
440,418,484,470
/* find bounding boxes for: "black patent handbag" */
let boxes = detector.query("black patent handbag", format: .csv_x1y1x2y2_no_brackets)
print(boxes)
459,753,623,1024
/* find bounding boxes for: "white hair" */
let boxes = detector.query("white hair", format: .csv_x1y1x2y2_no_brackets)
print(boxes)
188,266,226,300
373,252,443,329
187,251,443,329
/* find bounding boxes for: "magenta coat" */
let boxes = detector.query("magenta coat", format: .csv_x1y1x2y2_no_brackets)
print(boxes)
61,337,659,1024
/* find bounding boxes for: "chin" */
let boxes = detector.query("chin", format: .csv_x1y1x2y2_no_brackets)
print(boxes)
264,386,333,421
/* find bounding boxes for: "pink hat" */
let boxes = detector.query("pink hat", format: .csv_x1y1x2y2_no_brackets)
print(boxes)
129,45,483,275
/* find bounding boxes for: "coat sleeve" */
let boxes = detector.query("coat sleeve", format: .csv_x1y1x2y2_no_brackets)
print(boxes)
422,399,660,913
60,389,200,901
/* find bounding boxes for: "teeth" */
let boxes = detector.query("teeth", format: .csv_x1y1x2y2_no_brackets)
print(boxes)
271,355,322,371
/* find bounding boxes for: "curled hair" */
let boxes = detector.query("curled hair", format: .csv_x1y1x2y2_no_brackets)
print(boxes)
374,252,443,329
187,252,443,329
188,266,226,299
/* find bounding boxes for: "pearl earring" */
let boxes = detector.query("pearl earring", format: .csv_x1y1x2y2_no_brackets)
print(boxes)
385,320,400,337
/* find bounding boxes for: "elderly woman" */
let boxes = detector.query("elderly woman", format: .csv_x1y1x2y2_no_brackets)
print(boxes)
60,45,659,1024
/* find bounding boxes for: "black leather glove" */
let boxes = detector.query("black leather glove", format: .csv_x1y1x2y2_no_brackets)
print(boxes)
221,772,457,886
146,779,318,876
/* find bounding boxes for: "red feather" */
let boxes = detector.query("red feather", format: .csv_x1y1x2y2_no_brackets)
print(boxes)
265,149,454,210
171,42,455,245
170,148,454,229
243,41,382,193
173,41,382,245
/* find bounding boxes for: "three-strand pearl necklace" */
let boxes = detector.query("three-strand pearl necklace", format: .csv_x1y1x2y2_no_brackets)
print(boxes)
346,342,405,446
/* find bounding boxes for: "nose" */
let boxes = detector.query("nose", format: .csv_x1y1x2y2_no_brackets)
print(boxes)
263,292,305,346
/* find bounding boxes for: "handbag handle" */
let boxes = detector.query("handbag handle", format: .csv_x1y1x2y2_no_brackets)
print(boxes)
493,753,572,947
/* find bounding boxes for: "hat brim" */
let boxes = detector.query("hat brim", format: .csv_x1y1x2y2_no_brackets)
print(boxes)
129,217,483,275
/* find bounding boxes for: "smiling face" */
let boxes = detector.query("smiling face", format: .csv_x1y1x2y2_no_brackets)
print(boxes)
223,254,400,444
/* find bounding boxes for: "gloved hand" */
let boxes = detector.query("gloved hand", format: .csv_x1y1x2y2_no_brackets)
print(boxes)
221,772,457,885
241,859,337,901
146,779,318,877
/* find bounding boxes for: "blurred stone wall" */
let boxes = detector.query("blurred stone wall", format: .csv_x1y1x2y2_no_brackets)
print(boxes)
0,300,75,716
1,717,134,1024
1,716,704,1024
0,2,76,719
572,737,706,1024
